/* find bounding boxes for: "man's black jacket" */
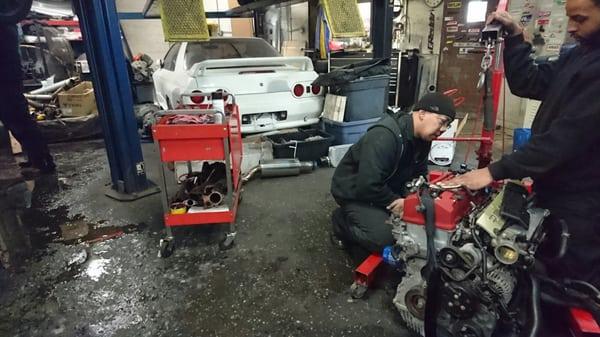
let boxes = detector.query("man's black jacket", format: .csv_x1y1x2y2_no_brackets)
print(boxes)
331,113,430,207
488,34,600,218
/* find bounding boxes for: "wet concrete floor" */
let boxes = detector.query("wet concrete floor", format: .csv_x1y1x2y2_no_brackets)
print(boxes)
0,139,414,337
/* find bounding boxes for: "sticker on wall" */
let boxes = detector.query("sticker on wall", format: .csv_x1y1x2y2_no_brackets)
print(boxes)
446,34,456,39
538,10,552,17
447,26,459,33
454,42,481,48
468,28,481,33
445,16,455,21
447,2,462,9
457,23,465,27
520,14,533,25
546,44,562,52
537,18,551,25
446,40,454,44
459,48,474,54
447,20,458,26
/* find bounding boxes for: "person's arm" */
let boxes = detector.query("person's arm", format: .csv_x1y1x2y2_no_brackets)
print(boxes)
488,77,600,180
503,34,567,101
413,144,430,179
488,10,567,101
355,127,402,207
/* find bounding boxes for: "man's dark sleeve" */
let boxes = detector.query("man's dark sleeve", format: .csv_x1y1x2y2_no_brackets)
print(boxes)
355,127,402,207
414,145,429,179
503,34,565,101
488,77,600,180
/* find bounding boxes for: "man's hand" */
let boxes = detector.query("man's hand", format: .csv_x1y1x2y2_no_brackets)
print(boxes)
487,10,523,37
387,198,405,216
444,168,494,190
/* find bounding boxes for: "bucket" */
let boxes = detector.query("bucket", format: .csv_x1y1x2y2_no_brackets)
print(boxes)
513,128,531,152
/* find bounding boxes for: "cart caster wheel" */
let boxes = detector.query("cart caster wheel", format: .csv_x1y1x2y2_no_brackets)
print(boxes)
158,238,175,258
219,232,236,251
350,282,368,299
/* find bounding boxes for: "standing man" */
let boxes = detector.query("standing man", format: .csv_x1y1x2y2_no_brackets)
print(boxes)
448,1,600,287
330,93,456,257
0,22,55,175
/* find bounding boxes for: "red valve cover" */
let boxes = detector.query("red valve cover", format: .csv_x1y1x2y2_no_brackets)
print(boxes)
401,171,476,231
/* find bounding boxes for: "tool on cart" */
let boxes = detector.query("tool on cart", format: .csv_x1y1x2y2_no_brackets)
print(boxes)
152,91,242,257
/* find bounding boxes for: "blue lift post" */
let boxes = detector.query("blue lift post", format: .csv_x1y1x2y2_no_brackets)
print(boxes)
73,0,159,201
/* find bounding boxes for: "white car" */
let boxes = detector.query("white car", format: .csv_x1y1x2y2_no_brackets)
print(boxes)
153,38,324,134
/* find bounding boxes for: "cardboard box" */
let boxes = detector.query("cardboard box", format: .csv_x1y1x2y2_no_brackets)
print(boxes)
58,81,97,117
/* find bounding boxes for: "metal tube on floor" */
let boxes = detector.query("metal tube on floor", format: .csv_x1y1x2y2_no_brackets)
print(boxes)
259,159,315,178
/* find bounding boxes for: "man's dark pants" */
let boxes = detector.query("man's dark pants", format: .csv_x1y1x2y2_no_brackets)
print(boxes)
331,200,394,254
1,24,52,167
0,83,52,167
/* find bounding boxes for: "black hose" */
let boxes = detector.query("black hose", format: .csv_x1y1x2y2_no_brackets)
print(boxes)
472,229,488,283
528,275,541,337
556,219,569,259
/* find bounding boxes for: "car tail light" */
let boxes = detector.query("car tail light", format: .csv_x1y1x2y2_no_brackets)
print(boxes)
190,91,204,104
311,85,321,95
293,84,304,97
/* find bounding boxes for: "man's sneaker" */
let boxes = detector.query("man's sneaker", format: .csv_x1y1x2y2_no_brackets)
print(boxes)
20,161,56,179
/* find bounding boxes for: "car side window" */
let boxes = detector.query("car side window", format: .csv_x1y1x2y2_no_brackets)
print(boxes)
163,43,181,71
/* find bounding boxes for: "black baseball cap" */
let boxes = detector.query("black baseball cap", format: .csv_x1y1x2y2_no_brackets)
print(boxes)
412,92,456,121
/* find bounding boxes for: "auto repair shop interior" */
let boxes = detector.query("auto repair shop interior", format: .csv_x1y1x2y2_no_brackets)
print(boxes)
1,0,597,336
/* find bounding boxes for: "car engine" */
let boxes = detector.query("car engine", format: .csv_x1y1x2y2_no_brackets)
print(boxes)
390,174,549,337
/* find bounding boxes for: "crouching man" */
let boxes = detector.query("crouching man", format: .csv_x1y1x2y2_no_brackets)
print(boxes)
330,93,456,258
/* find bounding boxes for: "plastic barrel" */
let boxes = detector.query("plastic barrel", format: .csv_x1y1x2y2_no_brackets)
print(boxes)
513,128,531,152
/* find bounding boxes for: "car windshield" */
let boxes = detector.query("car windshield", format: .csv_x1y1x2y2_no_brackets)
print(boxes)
185,39,280,69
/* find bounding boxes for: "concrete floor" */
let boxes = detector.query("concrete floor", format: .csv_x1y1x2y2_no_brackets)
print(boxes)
0,122,512,337
0,139,413,337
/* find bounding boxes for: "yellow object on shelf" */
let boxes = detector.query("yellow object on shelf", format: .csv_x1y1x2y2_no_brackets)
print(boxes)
321,0,366,38
159,0,209,42
170,206,187,215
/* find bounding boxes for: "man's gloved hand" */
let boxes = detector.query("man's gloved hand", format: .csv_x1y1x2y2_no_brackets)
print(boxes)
444,167,493,190
387,198,405,217
487,10,523,37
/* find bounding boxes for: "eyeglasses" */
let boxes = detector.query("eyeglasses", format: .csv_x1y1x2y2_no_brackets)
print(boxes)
437,116,452,128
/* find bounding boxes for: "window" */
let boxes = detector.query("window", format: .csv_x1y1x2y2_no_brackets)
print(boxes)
184,38,280,70
163,43,181,71
466,1,488,23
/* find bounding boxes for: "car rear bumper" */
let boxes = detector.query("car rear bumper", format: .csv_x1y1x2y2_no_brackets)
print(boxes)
235,92,323,134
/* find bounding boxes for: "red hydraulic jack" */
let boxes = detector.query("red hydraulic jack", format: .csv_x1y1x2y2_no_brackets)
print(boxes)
350,253,383,298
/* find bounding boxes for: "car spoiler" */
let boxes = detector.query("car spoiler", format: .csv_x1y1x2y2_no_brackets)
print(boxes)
188,56,314,77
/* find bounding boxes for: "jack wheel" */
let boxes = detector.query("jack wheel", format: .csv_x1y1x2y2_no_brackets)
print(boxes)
158,238,175,258
350,282,368,299
219,232,236,251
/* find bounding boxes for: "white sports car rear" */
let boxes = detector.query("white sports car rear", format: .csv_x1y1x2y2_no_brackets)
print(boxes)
153,38,324,134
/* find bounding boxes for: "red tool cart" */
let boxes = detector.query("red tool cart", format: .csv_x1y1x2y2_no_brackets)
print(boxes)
152,92,243,257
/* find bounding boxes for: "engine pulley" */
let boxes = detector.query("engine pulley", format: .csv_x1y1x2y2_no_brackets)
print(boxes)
441,284,477,319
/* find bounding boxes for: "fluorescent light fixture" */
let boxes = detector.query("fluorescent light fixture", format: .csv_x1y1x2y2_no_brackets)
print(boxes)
467,1,488,23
